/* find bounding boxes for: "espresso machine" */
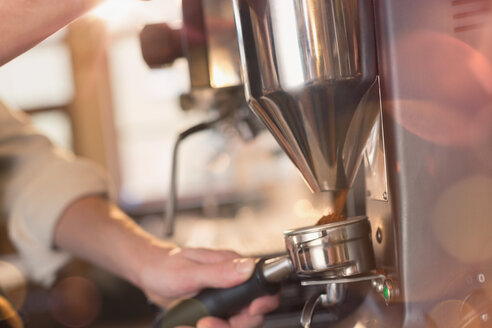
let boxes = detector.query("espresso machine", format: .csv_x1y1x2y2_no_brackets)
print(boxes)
146,0,492,327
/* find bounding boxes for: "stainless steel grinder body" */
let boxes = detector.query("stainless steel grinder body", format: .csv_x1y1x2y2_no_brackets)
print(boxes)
232,0,379,193
234,0,492,327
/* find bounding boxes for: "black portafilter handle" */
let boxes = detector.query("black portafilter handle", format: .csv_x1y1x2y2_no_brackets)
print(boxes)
153,256,293,328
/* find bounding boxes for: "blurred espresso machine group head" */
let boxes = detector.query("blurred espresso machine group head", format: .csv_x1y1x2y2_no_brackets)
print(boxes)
141,0,492,326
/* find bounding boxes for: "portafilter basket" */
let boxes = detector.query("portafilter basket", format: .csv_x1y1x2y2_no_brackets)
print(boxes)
155,216,376,328
284,216,375,278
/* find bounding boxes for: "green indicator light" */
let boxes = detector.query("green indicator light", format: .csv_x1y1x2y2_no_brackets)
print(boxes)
383,285,389,300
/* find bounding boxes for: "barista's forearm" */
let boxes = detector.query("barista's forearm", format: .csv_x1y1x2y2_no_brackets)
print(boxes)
0,0,103,66
53,196,173,286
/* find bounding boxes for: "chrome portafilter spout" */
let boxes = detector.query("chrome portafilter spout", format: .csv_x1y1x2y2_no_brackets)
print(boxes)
154,216,379,327
301,283,346,328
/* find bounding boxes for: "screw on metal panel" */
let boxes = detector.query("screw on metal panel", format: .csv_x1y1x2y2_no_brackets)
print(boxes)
382,191,388,200
482,314,489,322
376,228,383,244
478,273,486,283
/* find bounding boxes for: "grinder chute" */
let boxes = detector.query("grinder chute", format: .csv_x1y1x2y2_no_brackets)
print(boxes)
233,0,380,193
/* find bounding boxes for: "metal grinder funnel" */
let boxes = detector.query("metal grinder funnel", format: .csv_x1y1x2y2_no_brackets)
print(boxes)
233,0,380,192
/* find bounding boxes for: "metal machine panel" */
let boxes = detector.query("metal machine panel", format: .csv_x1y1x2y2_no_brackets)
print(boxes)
368,0,492,326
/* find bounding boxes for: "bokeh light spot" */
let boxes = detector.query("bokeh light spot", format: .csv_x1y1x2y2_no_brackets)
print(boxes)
431,175,492,263
50,276,101,328
428,299,481,328
0,261,27,311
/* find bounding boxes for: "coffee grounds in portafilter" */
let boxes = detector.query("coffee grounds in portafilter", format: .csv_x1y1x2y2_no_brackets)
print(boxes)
316,189,348,225
316,212,347,225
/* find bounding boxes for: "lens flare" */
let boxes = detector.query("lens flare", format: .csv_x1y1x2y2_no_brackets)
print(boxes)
90,0,140,29
431,175,492,263
428,299,481,328
50,276,102,327
391,31,492,147
0,261,27,311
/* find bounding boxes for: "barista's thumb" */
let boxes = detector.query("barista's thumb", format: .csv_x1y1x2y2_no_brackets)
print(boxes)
194,258,256,290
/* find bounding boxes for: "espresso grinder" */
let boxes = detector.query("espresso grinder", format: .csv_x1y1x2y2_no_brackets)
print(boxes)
153,0,492,327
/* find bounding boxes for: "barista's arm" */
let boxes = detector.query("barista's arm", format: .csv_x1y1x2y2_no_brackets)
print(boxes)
54,196,279,327
0,100,277,326
0,0,103,66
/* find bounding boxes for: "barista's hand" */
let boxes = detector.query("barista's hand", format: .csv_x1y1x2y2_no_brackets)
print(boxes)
137,246,279,328
55,197,279,327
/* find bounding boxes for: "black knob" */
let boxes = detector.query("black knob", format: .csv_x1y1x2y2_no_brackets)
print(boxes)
139,23,183,68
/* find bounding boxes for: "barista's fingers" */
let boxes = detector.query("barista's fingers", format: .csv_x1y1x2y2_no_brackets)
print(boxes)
197,312,264,328
229,312,265,328
192,258,256,289
145,290,196,308
196,317,230,328
182,248,240,264
248,294,280,316
145,292,164,306
198,314,265,328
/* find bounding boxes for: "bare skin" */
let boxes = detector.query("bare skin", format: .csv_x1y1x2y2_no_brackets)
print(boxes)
1,1,279,326
54,197,279,328
0,0,102,66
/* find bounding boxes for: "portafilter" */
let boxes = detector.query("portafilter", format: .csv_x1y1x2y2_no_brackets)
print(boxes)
154,216,375,328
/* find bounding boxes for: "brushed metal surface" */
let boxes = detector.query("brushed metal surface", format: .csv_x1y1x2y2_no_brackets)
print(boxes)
232,0,379,192
284,217,375,278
